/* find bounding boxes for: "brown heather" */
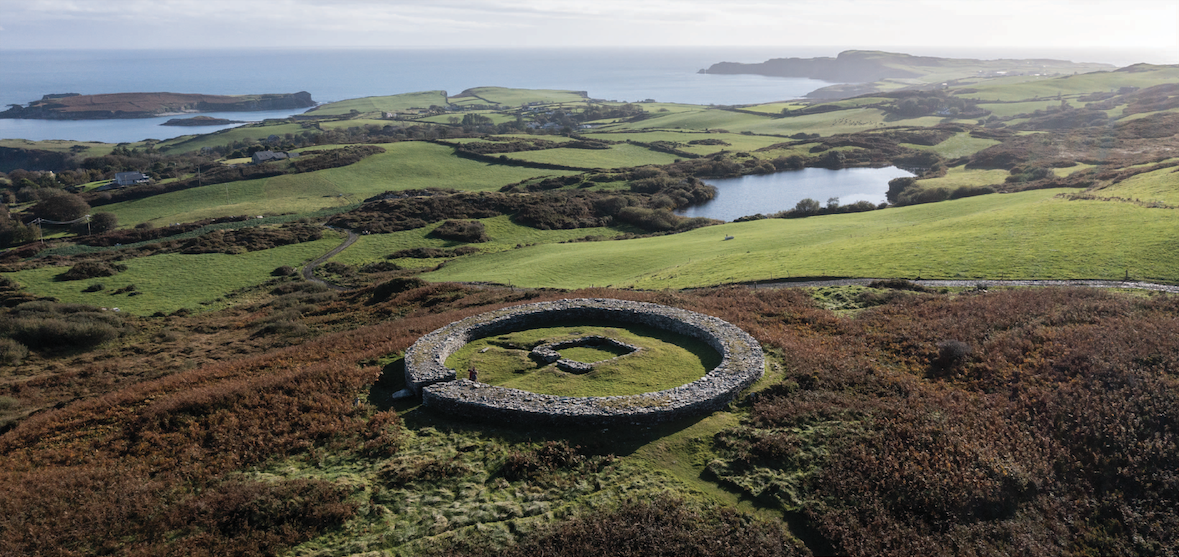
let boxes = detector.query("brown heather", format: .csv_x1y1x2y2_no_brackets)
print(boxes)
0,284,1176,555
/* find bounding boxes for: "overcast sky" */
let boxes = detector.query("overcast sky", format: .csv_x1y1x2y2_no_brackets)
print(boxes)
1,0,1176,61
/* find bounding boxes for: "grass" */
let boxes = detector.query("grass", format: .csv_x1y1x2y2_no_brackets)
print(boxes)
0,139,132,157
306,91,449,116
453,87,589,106
914,165,1009,189
902,131,1000,158
584,131,787,154
99,142,575,226
1096,166,1179,204
332,215,627,267
949,66,1179,102
157,121,309,153
2,236,344,315
504,143,682,169
443,323,718,397
423,188,1179,288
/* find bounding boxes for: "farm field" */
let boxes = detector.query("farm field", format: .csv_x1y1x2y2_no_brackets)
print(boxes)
503,143,682,169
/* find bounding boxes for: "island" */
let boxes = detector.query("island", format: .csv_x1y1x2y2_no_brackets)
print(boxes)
700,50,1115,99
161,115,246,126
0,91,315,120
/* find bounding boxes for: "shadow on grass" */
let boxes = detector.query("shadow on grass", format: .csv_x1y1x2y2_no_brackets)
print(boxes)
368,357,719,458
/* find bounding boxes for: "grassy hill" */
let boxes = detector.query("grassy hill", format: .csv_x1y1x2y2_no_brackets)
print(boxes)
424,189,1179,288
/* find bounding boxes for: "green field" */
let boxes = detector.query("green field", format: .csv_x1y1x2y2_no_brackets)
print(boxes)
2,237,344,315
157,121,310,153
444,324,718,397
504,143,682,169
452,87,589,106
914,165,1009,189
1096,166,1179,204
951,66,1179,102
332,215,628,267
902,131,1001,158
306,91,449,116
99,142,576,226
0,139,131,157
424,189,1179,288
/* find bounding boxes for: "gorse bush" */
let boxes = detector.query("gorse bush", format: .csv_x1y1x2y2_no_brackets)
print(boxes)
57,260,127,281
0,301,126,351
0,338,28,365
431,220,489,243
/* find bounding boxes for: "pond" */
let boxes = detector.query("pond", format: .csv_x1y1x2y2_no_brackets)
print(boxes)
676,166,915,222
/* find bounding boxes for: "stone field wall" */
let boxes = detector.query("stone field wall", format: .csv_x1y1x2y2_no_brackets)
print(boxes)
403,298,765,427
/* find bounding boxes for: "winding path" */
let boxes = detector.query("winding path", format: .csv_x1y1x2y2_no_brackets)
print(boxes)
301,228,359,290
747,278,1179,294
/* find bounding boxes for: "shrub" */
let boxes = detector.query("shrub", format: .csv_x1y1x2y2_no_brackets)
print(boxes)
271,265,297,277
82,283,104,292
57,261,127,281
359,261,401,273
368,278,428,304
931,339,972,372
430,220,489,243
89,212,118,233
0,338,29,365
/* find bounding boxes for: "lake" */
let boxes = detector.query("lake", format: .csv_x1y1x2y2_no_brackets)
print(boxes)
678,166,915,222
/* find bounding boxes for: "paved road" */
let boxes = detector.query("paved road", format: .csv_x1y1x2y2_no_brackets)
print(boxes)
302,229,359,290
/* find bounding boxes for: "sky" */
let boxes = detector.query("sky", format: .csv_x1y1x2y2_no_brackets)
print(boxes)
1,0,1176,61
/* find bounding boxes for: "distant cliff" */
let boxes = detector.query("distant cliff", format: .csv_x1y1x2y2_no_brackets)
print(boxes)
700,50,1115,99
702,50,929,83
0,91,315,120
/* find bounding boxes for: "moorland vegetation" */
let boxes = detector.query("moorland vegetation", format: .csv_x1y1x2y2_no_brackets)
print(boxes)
0,54,1177,555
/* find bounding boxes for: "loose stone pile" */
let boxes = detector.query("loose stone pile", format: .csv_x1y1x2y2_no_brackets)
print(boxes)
404,298,764,427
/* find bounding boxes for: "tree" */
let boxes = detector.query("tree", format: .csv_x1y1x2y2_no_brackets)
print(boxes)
90,212,118,233
794,198,820,215
31,193,90,222
826,197,840,210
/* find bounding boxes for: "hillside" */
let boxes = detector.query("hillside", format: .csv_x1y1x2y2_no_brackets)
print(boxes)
0,62,1177,556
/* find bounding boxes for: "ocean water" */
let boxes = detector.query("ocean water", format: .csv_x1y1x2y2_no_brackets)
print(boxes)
2,45,1168,143
0,47,837,142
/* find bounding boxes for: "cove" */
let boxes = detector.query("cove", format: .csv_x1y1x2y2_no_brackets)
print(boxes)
677,166,915,222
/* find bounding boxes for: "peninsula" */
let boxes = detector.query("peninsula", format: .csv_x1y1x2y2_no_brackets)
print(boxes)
700,50,1115,98
0,91,315,120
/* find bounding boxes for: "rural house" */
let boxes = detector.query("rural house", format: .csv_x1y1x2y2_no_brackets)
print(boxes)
251,150,298,164
114,171,150,186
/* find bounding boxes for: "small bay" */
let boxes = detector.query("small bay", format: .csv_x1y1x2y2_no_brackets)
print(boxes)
678,166,915,222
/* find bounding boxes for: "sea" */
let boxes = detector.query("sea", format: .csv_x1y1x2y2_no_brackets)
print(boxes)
2,46,1170,144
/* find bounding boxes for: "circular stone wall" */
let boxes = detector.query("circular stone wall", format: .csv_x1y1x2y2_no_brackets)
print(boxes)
404,298,764,426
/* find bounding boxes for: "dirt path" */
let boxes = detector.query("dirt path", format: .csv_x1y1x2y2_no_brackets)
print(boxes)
746,278,1179,294
302,228,359,290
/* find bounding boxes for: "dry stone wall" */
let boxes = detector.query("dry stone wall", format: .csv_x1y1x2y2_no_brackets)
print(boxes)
403,298,764,426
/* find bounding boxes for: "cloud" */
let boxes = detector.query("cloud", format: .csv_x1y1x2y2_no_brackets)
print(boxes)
0,0,1175,52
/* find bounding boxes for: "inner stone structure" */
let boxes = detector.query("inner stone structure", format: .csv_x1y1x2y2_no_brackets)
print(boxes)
530,335,641,374
403,298,765,426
